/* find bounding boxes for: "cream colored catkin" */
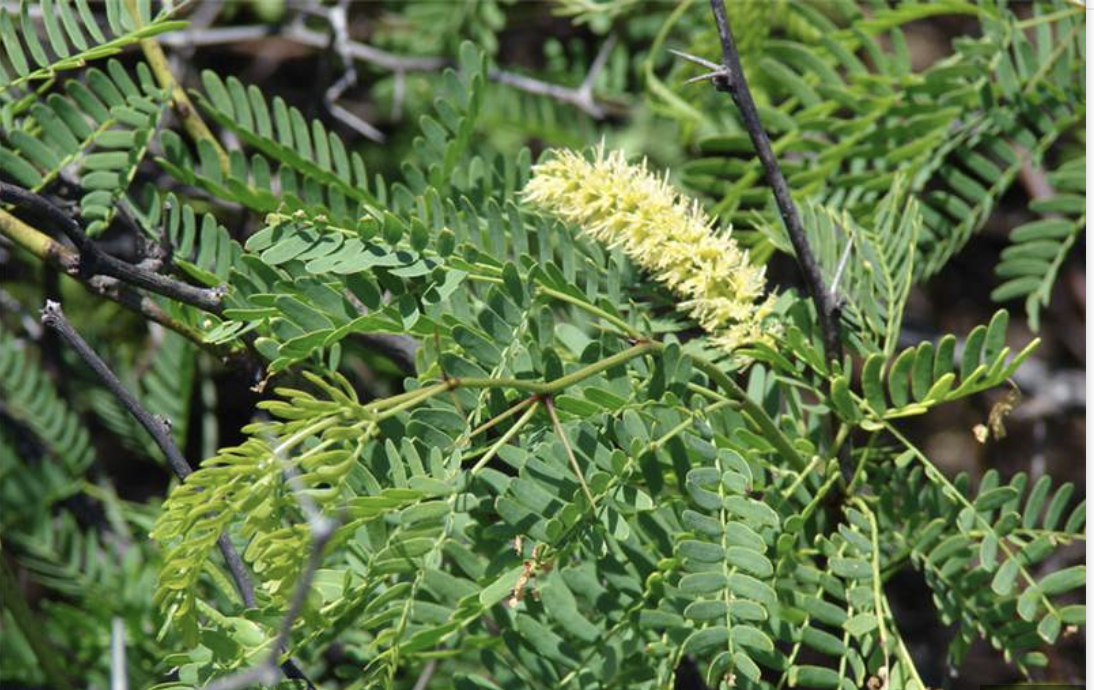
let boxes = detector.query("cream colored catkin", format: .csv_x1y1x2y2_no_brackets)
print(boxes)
523,146,780,354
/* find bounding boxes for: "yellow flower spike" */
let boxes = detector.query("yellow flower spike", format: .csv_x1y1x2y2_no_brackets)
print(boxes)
522,146,780,354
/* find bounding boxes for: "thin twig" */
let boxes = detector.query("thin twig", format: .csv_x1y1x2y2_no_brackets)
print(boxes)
544,396,597,508
158,18,615,119
294,14,614,118
41,301,199,481
209,518,334,690
488,33,616,119
322,0,386,142
38,301,313,688
582,34,617,95
468,394,538,440
169,23,274,45
469,400,541,474
327,93,386,142
412,660,439,690
271,473,337,654
489,68,605,118
283,16,447,72
2,183,225,313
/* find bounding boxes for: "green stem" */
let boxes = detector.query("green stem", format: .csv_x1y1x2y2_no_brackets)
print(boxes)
686,382,728,403
881,594,927,690
0,558,76,690
258,219,798,478
850,497,890,668
544,396,597,507
123,0,229,173
1023,21,1084,96
360,297,798,485
649,399,735,453
830,423,850,461
458,341,655,394
844,428,877,496
877,520,1077,584
375,386,452,421
364,342,654,422
470,402,541,474
365,382,450,413
686,353,807,471
468,279,800,477
457,298,801,473
273,416,340,457
883,420,1060,619
468,395,537,439
33,118,116,193
1015,5,1084,29
537,285,641,339
781,454,824,501
797,470,841,527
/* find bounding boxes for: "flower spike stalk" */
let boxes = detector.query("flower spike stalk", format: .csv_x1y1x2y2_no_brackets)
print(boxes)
523,145,780,353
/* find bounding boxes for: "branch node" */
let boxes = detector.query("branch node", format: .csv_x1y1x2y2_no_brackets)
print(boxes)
2,182,225,314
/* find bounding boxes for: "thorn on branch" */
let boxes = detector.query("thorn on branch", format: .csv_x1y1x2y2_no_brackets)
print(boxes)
683,0,852,485
668,48,730,86
675,4,844,365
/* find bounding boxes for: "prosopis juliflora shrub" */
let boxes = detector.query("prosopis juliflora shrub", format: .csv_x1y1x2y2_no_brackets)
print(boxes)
0,2,1084,689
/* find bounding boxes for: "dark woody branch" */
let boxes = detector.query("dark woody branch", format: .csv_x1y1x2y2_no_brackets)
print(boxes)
687,0,844,366
39,301,314,689
3,184,419,377
1,182,225,314
40,302,251,587
682,0,850,484
1,193,413,378
0,206,217,346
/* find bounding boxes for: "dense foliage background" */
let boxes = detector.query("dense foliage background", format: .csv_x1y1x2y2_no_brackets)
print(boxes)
0,1,1085,689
